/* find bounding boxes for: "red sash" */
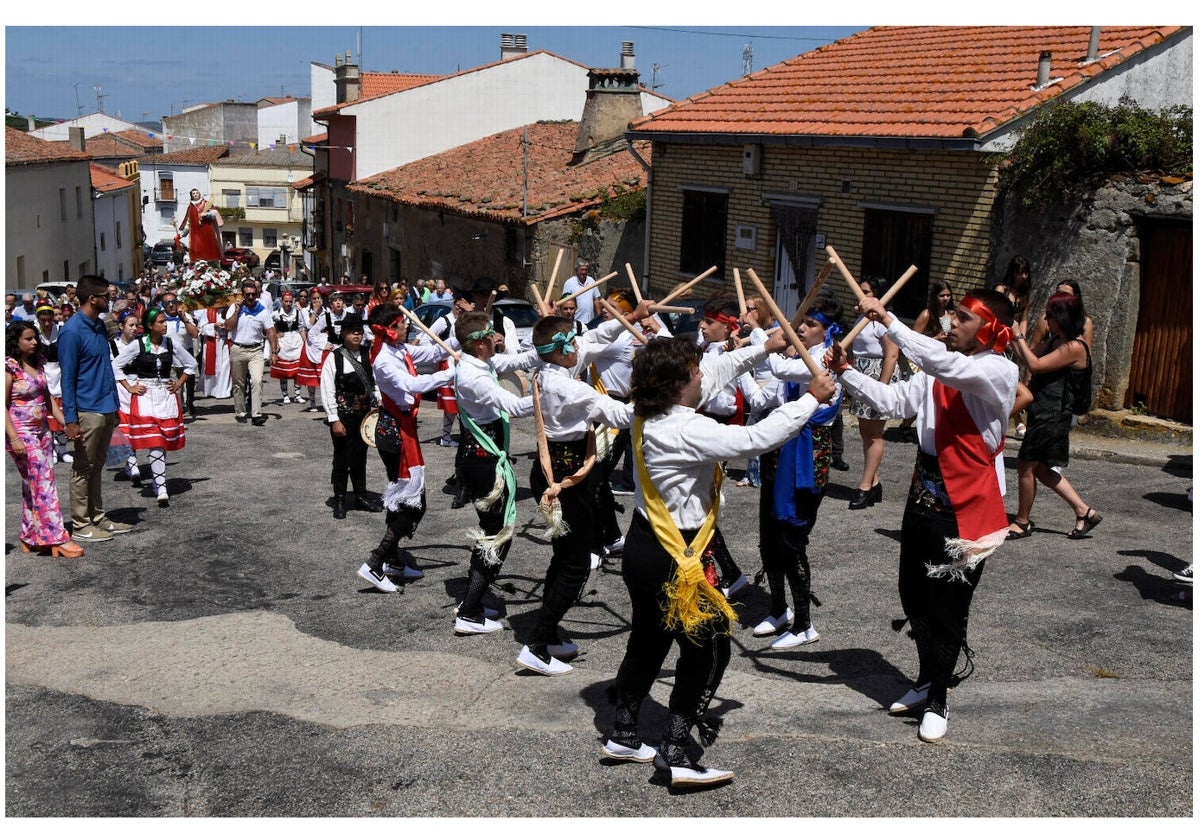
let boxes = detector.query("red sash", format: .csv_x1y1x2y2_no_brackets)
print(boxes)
396,411,423,479
203,307,218,375
932,379,1007,542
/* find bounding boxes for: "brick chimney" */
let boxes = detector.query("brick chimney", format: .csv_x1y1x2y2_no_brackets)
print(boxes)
334,51,361,104
574,43,643,157
68,126,86,152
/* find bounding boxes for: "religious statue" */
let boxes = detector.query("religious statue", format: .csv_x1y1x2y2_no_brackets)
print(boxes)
178,189,224,264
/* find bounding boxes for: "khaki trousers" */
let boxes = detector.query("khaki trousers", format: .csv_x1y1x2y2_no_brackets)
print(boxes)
70,411,116,528
229,343,265,418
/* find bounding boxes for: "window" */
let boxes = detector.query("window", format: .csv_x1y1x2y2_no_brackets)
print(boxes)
16,256,24,285
79,261,89,278
247,187,286,208
116,221,122,249
42,270,50,283
100,232,107,251
59,188,67,221
222,189,241,208
76,186,83,218
63,260,70,280
239,227,253,247
263,228,278,247
679,188,728,277
161,207,174,222
158,172,175,201
860,206,934,321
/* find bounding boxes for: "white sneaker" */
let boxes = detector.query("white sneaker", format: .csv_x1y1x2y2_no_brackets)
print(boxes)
60,452,74,463
604,536,625,555
721,573,749,599
751,607,794,637
665,764,735,788
918,707,949,743
357,563,398,593
156,486,169,507
381,562,424,580
453,603,500,619
517,645,573,675
769,625,820,649
888,682,931,714
600,740,656,763
454,616,504,635
281,396,292,404
590,553,602,570
547,640,579,658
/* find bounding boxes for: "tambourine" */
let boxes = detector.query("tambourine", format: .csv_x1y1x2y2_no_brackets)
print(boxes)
360,408,380,447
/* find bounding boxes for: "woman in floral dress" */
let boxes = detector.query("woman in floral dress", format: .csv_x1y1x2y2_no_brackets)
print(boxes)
5,322,83,557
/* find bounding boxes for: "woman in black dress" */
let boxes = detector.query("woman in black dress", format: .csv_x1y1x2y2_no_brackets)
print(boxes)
1007,291,1101,540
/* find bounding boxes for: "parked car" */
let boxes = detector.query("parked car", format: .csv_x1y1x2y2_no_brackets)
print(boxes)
315,283,373,302
405,298,539,372
220,247,261,271
35,282,72,304
149,241,177,267
264,250,282,271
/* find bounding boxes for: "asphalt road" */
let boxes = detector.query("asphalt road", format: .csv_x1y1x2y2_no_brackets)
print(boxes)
5,383,1193,818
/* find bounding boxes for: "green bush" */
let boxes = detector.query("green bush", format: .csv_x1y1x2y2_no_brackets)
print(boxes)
997,97,1192,207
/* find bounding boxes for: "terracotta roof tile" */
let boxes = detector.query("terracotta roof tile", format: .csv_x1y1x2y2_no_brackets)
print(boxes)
5,126,91,166
301,132,327,144
90,163,133,192
139,146,231,165
349,120,649,224
632,26,1184,140
361,71,445,99
48,130,163,159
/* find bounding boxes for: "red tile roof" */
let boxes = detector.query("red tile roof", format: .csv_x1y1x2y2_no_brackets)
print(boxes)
139,146,230,165
361,71,445,99
49,130,163,159
301,132,327,145
5,126,91,166
90,163,133,192
349,120,649,224
631,26,1185,140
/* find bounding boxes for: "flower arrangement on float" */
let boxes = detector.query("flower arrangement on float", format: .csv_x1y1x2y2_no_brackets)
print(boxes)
178,261,238,309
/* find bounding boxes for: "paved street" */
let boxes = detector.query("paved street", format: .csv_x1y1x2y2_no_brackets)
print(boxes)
5,383,1193,818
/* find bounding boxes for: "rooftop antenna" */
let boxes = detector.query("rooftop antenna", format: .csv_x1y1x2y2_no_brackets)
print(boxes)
93,83,107,114
73,83,83,117
651,63,666,90
742,43,753,76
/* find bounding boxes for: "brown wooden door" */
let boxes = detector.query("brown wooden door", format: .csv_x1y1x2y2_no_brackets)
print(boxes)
1125,220,1192,422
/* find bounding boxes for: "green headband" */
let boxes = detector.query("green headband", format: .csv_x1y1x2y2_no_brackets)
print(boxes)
535,329,576,356
466,327,496,342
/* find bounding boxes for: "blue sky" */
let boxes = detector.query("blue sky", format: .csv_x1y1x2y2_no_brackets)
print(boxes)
5,24,866,125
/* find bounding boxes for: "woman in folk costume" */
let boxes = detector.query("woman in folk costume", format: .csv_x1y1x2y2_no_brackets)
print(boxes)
516,309,647,676
178,189,223,264
296,289,331,412
450,311,537,635
195,304,232,400
602,333,836,788
111,307,197,507
355,304,455,593
826,289,1018,744
271,290,304,404
738,298,844,649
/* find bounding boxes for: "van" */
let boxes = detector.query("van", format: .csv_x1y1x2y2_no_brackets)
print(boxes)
35,282,72,303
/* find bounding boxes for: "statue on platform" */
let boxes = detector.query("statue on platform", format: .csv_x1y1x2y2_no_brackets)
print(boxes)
178,189,224,264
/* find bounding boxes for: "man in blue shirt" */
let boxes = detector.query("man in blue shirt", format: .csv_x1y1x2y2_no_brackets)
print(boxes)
58,275,133,542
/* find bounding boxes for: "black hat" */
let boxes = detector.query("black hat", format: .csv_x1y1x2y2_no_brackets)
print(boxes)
340,313,365,334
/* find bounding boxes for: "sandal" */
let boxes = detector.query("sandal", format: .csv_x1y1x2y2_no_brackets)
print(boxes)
1067,508,1103,540
1006,520,1034,540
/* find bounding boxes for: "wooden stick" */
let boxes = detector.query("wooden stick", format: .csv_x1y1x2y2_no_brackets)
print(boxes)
732,268,748,316
398,304,461,361
624,263,643,303
745,269,819,376
838,264,919,350
659,265,718,306
825,245,865,302
484,289,496,317
598,297,649,346
544,248,565,304
556,271,617,305
648,304,694,314
790,260,835,329
529,282,550,317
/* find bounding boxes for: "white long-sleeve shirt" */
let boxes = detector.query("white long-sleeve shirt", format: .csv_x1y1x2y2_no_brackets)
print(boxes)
371,341,453,413
455,353,534,423
535,362,633,441
111,336,197,381
319,346,382,424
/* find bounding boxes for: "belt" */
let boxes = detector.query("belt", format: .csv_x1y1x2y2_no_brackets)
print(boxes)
234,342,263,348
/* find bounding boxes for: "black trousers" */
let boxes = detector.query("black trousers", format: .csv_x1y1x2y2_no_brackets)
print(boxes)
897,502,985,706
457,421,512,619
374,444,425,546
527,439,593,648
329,412,368,496
614,512,731,723
590,429,624,549
757,448,824,630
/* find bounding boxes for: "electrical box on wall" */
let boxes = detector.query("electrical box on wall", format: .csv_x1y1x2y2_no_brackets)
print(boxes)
735,224,757,250
743,144,762,176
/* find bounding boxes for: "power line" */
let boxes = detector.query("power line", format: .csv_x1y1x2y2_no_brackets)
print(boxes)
630,26,852,42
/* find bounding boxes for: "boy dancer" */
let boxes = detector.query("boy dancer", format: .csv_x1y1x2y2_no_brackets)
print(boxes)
826,289,1018,743
602,332,836,787
356,304,454,592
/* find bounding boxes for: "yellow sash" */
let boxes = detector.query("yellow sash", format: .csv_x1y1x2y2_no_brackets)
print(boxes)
633,416,737,637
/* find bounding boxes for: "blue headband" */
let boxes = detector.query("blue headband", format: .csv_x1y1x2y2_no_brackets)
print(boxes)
535,329,576,356
806,310,841,347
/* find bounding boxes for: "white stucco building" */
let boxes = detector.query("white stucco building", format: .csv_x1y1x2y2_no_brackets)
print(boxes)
209,148,312,270
90,164,140,283
256,97,314,149
27,111,143,142
137,146,229,250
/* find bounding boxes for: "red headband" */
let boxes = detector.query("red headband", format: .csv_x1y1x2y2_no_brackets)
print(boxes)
369,315,406,364
960,295,1013,353
704,310,741,334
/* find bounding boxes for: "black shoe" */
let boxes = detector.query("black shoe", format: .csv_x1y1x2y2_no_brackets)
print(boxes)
333,495,347,519
869,482,883,504
251,415,266,426
353,493,383,513
848,488,870,510
831,458,850,472
235,414,248,424
451,485,469,509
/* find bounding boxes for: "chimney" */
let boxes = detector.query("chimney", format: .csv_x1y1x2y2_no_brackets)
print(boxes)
574,44,644,157
1087,26,1101,61
500,33,527,60
1036,50,1052,88
334,51,361,104
68,126,86,152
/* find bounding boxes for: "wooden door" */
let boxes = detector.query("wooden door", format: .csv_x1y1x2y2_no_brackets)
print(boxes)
1125,220,1191,422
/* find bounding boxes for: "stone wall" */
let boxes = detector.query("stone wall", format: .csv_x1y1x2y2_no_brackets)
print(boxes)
989,175,1192,410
